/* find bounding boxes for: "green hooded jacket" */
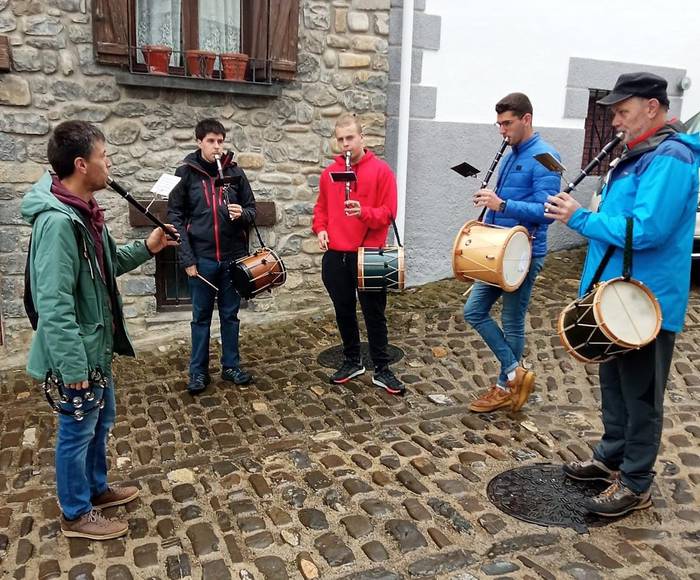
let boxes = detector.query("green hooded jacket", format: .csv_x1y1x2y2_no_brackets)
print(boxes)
21,172,152,383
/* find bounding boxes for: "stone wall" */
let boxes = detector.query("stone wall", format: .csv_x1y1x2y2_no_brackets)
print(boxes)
0,0,392,362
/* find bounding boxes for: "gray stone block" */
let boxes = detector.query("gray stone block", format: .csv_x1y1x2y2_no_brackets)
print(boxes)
567,57,686,97
387,83,436,119
389,46,422,83
564,87,589,119
413,12,441,50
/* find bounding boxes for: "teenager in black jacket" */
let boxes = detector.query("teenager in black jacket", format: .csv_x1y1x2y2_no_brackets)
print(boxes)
168,118,256,394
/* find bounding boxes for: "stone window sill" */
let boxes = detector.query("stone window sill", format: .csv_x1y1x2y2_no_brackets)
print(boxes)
115,71,282,97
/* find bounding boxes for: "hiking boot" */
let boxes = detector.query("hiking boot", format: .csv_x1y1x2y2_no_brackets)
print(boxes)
584,479,652,517
187,374,209,395
92,485,140,509
329,360,365,384
222,367,252,385
507,366,536,412
61,508,128,540
372,368,406,396
563,459,618,483
469,385,512,412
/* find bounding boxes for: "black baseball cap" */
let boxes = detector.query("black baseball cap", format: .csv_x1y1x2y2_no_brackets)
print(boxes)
597,72,669,106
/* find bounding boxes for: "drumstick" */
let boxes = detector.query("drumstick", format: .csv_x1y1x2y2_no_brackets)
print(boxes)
462,283,475,297
196,274,219,292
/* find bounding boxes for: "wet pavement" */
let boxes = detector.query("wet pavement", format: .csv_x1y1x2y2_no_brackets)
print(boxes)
1,248,699,580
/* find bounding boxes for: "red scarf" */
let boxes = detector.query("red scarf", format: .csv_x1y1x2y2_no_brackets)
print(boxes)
50,175,106,280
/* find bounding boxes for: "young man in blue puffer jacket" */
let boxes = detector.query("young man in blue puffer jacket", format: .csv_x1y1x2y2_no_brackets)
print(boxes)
547,72,700,518
465,92,561,414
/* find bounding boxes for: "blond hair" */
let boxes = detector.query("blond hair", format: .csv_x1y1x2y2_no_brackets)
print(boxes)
335,113,363,134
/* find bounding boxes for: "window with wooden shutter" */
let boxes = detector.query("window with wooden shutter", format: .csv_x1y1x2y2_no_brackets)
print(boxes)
242,0,298,81
93,0,130,66
93,0,298,83
269,0,299,80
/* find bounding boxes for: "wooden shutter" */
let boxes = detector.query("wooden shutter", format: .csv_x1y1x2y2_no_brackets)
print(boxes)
242,0,299,81
93,0,129,65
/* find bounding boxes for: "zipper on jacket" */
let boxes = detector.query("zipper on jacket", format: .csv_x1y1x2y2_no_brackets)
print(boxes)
208,177,222,262
82,235,94,280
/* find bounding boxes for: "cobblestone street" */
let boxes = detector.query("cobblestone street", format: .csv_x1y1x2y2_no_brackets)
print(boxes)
1,248,699,580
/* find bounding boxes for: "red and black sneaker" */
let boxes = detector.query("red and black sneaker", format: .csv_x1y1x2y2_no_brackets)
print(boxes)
329,360,365,384
372,368,405,396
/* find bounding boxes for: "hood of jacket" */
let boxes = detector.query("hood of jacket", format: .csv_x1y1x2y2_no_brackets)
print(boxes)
21,171,84,227
621,120,700,161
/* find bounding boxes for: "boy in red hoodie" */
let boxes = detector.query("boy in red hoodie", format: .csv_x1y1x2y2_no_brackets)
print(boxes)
312,115,404,395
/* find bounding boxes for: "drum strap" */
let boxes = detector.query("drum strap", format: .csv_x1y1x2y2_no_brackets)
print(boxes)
390,216,403,247
251,220,265,249
585,217,633,294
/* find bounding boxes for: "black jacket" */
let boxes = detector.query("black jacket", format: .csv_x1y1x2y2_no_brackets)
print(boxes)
167,151,256,266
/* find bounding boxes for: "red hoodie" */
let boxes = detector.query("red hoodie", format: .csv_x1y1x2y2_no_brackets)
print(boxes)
312,150,397,251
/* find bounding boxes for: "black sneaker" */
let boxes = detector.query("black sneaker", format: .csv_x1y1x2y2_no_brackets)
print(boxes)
222,367,252,385
563,459,618,483
329,360,365,384
187,374,209,395
584,479,652,517
372,368,405,396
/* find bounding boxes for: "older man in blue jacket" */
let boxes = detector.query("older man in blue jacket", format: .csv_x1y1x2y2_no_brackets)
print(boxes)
547,72,700,517
465,92,561,414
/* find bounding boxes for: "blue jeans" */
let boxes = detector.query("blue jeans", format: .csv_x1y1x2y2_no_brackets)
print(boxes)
189,257,241,377
56,378,115,520
464,256,545,385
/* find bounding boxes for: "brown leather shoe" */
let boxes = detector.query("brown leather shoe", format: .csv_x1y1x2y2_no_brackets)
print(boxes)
469,385,512,412
61,508,128,540
92,485,140,509
508,366,535,412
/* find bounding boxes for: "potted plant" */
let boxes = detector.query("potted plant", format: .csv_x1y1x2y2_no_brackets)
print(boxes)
141,45,172,75
220,52,249,81
185,50,216,78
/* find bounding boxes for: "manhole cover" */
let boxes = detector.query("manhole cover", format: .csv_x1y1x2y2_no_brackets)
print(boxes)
487,463,611,533
317,343,405,370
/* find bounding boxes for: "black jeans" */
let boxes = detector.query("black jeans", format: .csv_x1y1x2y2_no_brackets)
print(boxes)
593,330,676,493
321,250,389,369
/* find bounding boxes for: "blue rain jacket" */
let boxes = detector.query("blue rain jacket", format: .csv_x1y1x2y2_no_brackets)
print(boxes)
568,123,700,332
484,133,561,257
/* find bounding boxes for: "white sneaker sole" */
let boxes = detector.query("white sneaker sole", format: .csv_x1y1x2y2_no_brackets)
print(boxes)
331,367,366,384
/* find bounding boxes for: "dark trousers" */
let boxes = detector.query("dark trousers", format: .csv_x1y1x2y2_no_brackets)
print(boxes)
321,250,390,369
593,330,676,493
188,257,241,377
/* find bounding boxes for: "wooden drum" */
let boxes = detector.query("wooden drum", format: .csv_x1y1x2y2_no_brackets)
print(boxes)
452,220,532,292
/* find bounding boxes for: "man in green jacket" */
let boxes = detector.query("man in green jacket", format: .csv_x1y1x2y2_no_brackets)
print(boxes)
21,120,179,540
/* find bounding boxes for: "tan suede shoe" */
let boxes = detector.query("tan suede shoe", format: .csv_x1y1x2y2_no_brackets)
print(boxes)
469,385,512,412
508,366,535,412
61,508,128,540
92,485,140,509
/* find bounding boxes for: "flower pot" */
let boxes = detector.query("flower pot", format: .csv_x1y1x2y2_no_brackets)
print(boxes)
141,44,172,75
220,52,249,81
185,50,216,78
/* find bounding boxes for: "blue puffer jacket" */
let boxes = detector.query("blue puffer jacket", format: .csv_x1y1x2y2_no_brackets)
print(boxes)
568,123,700,332
484,133,561,257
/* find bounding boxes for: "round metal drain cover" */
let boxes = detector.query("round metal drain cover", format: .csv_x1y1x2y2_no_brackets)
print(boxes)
487,463,610,533
317,342,405,370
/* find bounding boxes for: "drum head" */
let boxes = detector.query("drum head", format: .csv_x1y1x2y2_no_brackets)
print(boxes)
231,264,254,299
596,279,660,347
501,229,531,289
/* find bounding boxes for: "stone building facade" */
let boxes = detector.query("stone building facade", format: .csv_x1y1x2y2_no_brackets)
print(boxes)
0,0,392,362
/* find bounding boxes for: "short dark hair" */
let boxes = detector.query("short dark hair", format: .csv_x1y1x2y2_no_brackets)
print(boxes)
47,120,105,179
195,118,226,140
495,93,533,118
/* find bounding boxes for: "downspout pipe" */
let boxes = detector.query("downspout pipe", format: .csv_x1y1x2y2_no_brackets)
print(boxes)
395,0,414,245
